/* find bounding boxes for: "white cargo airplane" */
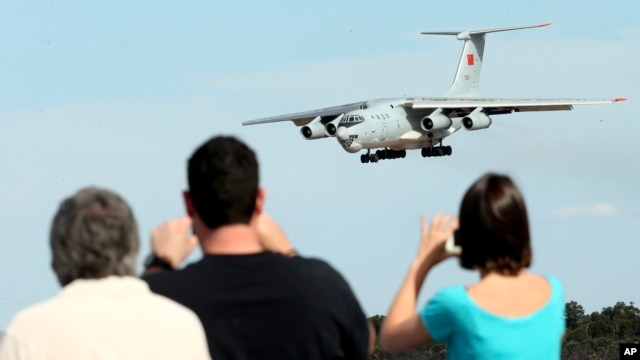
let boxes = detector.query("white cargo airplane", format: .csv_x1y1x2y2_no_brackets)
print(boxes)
243,23,625,163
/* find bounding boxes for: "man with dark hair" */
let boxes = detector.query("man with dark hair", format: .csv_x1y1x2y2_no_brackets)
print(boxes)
0,188,210,359
143,135,370,360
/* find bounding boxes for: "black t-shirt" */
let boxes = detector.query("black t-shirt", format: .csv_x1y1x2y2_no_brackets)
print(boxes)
143,252,369,360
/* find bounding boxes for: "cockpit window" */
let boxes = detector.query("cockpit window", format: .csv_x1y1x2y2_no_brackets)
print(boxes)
339,115,365,124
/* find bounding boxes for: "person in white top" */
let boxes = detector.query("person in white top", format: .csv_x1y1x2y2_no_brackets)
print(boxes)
0,187,210,360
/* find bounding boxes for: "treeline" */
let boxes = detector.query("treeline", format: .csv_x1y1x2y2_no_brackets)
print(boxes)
368,301,640,360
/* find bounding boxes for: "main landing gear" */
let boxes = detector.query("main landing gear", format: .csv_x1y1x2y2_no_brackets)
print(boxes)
421,145,452,158
360,148,407,164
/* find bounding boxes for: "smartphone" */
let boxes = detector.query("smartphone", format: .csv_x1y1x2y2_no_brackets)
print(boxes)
445,230,462,255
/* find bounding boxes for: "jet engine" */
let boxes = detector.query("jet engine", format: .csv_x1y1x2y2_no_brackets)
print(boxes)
324,115,344,137
300,121,328,140
421,108,452,131
462,108,492,130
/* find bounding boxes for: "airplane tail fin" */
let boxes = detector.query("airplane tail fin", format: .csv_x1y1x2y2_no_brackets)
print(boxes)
421,23,550,98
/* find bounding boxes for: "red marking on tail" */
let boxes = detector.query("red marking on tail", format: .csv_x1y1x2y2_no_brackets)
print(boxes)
614,97,627,102
467,54,474,66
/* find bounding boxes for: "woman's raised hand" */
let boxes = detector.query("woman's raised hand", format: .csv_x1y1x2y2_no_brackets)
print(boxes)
416,213,459,268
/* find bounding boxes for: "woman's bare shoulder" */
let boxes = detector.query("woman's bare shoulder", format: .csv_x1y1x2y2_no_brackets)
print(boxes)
467,272,552,317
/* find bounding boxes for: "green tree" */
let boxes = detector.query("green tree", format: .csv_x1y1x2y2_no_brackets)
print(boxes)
369,315,384,334
565,300,587,330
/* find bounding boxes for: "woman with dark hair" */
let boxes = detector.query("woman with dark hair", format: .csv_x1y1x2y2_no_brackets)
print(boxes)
380,173,565,359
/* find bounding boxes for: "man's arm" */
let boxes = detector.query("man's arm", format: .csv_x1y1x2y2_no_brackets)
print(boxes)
256,212,297,256
142,215,198,275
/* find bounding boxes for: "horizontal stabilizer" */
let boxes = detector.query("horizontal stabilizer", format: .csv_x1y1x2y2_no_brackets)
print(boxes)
421,23,550,38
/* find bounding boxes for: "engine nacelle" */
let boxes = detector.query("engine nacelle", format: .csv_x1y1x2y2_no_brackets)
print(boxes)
300,122,328,140
324,115,344,137
421,108,452,131
325,122,337,136
462,108,492,130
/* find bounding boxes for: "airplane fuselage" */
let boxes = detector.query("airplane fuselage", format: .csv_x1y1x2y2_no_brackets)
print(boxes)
335,98,462,153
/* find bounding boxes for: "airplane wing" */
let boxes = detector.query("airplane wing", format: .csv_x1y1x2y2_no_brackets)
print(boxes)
403,97,626,117
243,101,367,127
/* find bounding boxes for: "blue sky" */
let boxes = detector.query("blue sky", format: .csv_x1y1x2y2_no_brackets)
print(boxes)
1,1,638,330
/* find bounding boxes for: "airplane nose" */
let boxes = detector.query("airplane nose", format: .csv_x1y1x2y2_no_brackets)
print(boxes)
337,126,349,140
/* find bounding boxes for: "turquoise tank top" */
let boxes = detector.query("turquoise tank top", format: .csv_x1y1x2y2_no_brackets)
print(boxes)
420,275,565,360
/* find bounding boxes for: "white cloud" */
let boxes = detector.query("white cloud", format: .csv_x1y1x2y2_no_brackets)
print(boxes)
549,203,618,220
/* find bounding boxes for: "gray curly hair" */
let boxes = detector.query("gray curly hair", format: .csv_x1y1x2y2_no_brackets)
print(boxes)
50,187,139,286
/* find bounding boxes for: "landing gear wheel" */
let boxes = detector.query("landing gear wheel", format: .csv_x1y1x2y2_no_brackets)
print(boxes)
445,146,452,156
370,153,379,162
